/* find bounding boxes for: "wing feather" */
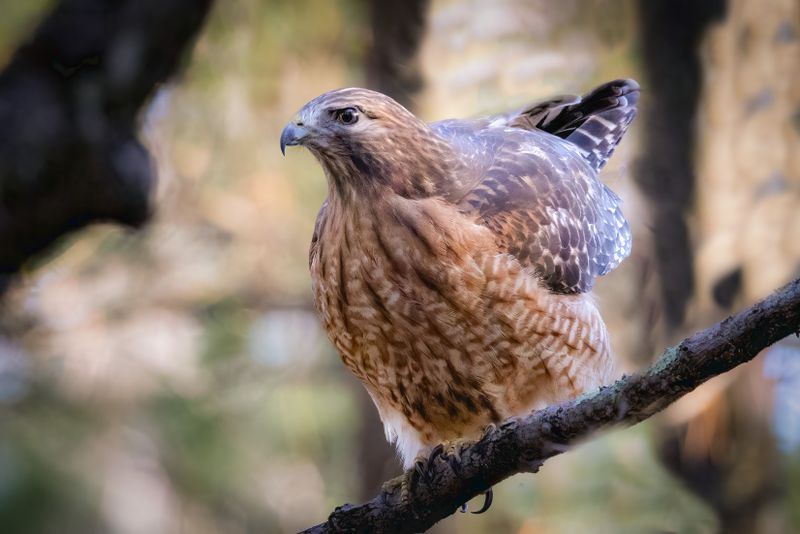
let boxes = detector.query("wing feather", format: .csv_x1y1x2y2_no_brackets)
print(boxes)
432,111,632,294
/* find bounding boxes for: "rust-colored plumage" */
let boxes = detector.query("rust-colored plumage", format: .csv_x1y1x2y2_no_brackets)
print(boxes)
281,80,638,467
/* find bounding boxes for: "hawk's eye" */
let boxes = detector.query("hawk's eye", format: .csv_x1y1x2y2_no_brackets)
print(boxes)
334,107,359,125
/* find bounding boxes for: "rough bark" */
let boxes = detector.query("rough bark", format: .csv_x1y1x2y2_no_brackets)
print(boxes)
301,276,800,534
0,0,214,291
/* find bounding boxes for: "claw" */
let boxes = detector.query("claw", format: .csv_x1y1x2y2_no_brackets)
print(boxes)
481,422,497,439
412,458,426,486
446,446,463,475
411,443,446,486
427,443,445,468
471,488,493,514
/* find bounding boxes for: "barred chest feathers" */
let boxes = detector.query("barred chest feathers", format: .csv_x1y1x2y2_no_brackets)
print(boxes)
309,190,614,468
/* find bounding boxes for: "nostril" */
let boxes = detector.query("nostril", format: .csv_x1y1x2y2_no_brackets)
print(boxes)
295,121,304,126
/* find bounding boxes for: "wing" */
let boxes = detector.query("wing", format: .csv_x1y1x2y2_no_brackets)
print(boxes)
430,81,636,294
490,79,639,172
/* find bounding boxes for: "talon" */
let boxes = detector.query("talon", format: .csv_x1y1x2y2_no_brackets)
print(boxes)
471,488,493,514
413,459,427,484
427,443,445,472
482,422,497,438
412,444,445,485
446,447,463,474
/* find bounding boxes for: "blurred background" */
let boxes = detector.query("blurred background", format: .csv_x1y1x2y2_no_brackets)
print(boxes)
1,0,799,532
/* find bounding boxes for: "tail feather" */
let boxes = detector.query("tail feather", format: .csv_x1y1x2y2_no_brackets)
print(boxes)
510,79,639,172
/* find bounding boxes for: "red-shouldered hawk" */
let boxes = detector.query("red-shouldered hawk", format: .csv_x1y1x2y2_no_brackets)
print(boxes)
281,80,638,470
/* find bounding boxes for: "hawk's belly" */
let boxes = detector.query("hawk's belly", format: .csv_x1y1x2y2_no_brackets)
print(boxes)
310,196,614,465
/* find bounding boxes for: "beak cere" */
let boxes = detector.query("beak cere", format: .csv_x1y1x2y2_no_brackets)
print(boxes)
280,122,308,156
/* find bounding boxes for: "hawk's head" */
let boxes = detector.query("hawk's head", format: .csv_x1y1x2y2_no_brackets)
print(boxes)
281,88,450,198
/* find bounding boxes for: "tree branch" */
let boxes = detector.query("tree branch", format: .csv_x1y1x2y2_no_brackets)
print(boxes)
301,276,800,534
0,0,214,291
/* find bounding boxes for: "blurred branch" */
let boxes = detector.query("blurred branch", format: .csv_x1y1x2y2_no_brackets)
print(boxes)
365,0,429,109
0,0,214,290
301,277,800,534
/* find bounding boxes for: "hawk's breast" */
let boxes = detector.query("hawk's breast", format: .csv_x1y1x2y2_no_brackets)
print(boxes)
309,191,614,458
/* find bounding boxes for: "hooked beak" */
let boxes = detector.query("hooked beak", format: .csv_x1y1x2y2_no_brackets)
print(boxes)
280,122,308,156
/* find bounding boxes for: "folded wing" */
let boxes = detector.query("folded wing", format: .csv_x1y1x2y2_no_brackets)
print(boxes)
431,80,638,294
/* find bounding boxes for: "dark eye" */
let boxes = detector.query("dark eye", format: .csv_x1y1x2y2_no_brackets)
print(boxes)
334,107,359,125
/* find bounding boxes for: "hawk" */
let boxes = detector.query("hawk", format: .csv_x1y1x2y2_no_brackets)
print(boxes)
281,79,638,471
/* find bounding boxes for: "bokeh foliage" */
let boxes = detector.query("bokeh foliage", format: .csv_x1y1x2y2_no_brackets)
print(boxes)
0,1,798,533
